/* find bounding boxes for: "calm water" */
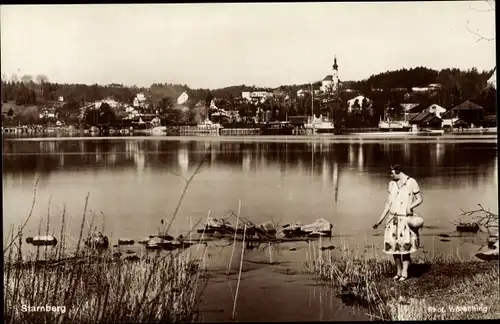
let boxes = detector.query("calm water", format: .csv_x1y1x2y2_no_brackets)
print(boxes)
2,136,498,256
3,135,498,321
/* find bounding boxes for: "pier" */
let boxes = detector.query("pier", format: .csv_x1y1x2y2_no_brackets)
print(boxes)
220,128,260,136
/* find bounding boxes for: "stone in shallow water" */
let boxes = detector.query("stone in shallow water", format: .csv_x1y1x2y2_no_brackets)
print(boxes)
475,248,499,261
27,235,58,246
258,221,277,235
487,236,498,248
456,223,480,233
118,238,135,245
85,231,109,249
145,237,184,250
146,237,167,250
301,218,333,236
149,234,174,241
283,222,304,238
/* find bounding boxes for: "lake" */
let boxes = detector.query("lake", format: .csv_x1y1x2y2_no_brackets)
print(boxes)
3,135,498,245
3,135,498,321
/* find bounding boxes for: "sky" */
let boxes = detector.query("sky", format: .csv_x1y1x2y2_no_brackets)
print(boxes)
0,2,496,89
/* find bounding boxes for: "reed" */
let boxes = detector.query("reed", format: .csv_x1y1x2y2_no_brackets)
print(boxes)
227,199,241,275
232,222,247,320
307,245,500,321
4,195,205,324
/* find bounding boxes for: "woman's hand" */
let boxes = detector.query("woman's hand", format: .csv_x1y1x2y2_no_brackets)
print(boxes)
373,223,379,229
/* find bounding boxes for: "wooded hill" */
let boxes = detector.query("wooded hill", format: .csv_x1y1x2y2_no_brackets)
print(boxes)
2,66,496,122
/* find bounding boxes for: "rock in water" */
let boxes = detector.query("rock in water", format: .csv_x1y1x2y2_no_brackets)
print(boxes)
256,221,277,236
149,234,174,241
28,235,58,246
475,247,499,261
309,231,328,237
145,237,184,250
146,237,167,250
456,223,480,233
206,217,234,233
283,222,305,238
118,238,135,245
301,218,333,236
85,231,109,249
487,236,498,249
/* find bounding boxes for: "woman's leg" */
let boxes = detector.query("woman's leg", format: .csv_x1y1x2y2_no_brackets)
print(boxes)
402,253,411,278
393,254,402,277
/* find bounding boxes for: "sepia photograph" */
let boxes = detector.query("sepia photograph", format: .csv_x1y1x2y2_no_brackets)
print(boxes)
1,1,498,322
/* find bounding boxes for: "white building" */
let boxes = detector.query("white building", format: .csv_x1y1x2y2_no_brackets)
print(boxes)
95,97,119,109
177,91,189,105
297,89,309,97
133,93,147,108
39,108,57,119
320,57,340,93
411,87,431,92
241,91,273,101
427,104,447,118
347,95,372,113
242,92,251,100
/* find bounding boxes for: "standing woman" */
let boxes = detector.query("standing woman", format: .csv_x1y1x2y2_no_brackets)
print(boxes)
373,164,423,281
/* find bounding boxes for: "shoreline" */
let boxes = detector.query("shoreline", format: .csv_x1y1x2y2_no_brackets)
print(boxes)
2,134,497,144
307,250,500,320
5,240,498,322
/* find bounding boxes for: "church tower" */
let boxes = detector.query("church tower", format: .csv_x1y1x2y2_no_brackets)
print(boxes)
332,56,339,92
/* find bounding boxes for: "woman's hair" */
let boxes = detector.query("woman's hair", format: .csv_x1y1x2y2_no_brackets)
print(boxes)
390,164,403,174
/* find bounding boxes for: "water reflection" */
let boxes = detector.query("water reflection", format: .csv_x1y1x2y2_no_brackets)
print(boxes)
2,140,497,186
357,144,363,170
2,137,498,258
178,147,189,174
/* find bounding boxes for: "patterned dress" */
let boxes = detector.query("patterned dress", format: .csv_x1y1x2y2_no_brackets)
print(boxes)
383,177,421,255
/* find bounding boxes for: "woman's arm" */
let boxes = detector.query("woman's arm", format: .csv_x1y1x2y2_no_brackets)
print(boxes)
407,179,423,214
375,198,391,224
374,189,392,228
408,192,423,212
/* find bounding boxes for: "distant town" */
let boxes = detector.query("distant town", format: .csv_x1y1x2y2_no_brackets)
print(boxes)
1,58,497,136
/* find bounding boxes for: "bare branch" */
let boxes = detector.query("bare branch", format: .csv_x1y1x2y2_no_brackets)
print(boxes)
168,170,187,182
3,179,39,254
164,144,211,235
465,19,495,42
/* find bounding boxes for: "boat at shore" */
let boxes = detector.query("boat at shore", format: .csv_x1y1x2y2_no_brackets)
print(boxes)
260,121,294,135
349,128,445,136
304,115,335,134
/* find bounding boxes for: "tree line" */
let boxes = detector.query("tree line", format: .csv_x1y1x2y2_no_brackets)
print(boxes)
1,66,496,128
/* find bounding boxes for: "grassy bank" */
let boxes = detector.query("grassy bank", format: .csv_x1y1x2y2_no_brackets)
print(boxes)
306,250,499,320
3,198,205,324
4,248,203,324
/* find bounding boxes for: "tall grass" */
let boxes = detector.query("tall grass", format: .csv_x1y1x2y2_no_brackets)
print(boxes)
306,238,500,321
4,195,206,324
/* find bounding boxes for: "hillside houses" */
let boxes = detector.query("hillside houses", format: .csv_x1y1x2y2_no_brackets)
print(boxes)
379,99,495,131
133,93,147,108
95,97,119,109
347,95,372,113
39,107,58,119
241,91,273,104
177,91,189,105
440,100,485,128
